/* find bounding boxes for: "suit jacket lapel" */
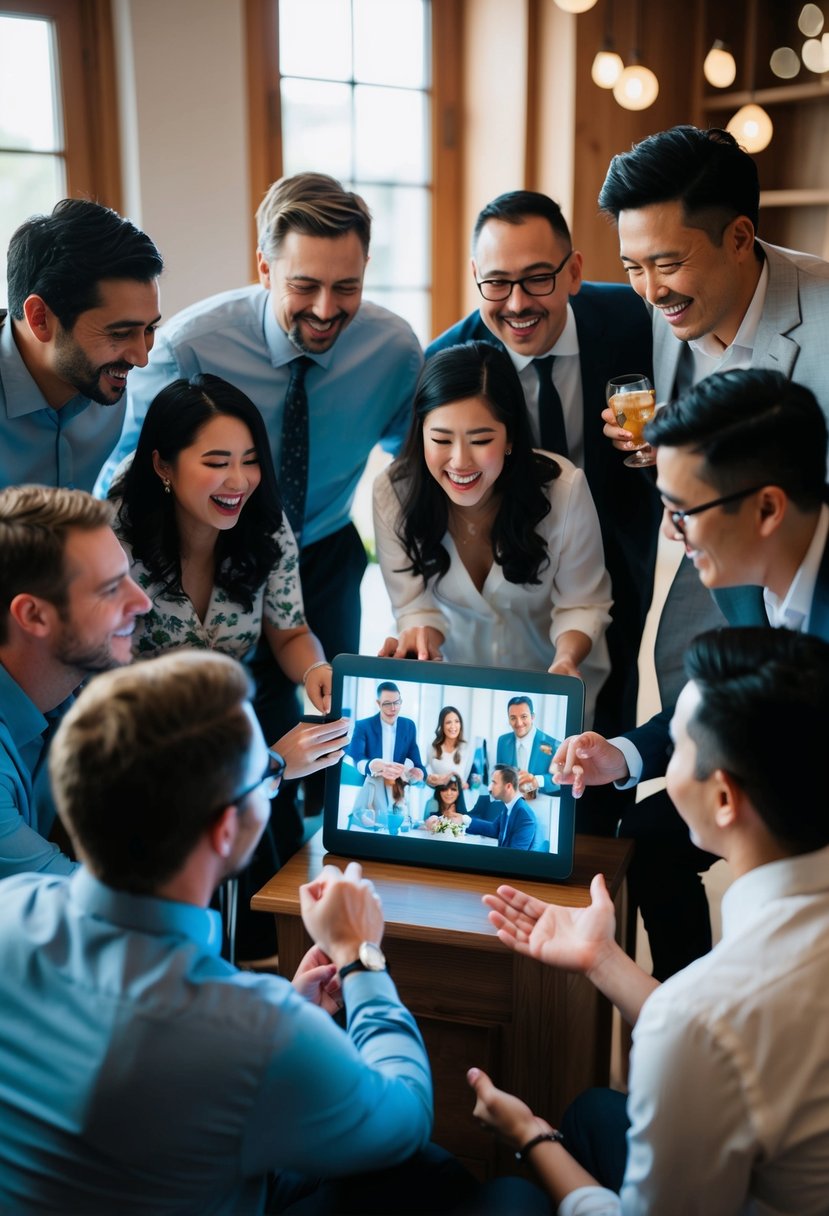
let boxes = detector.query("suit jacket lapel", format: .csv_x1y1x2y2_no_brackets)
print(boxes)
808,534,829,640
571,296,604,482
752,243,802,379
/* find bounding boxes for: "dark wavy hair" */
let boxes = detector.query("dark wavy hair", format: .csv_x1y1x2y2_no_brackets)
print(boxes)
388,341,559,586
431,705,467,764
433,774,468,817
111,374,283,613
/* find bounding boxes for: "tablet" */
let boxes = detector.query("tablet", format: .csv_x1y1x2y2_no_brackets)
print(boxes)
321,654,583,881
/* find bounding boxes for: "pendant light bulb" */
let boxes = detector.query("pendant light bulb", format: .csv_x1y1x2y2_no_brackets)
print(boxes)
554,0,599,12
592,48,624,88
726,103,773,153
613,63,659,110
703,40,737,87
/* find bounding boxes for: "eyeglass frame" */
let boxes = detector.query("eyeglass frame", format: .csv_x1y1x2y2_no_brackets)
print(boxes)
378,696,403,709
475,250,574,302
668,484,768,536
220,746,286,815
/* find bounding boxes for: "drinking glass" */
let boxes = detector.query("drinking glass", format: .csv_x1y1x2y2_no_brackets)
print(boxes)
606,374,657,468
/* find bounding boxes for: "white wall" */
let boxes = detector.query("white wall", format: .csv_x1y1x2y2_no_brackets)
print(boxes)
113,0,253,318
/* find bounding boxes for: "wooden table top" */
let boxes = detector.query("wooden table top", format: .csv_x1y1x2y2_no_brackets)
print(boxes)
252,830,633,953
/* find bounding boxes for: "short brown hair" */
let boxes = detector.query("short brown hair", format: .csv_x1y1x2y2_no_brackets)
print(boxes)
0,486,113,644
49,650,255,894
256,172,372,259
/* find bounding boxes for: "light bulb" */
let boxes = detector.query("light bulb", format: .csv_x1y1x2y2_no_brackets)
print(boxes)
770,46,801,78
703,42,737,88
726,104,773,153
613,64,659,111
591,49,624,88
798,3,824,36
802,33,829,72
553,0,598,11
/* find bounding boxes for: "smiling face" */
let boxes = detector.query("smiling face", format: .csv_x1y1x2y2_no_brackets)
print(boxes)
438,782,460,809
507,701,534,738
618,200,759,349
155,414,262,537
442,711,461,742
258,229,366,354
54,526,151,673
656,445,762,589
377,689,402,725
423,396,509,510
472,215,582,357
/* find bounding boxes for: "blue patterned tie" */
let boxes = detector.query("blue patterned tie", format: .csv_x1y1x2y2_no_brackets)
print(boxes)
279,356,312,538
533,355,568,457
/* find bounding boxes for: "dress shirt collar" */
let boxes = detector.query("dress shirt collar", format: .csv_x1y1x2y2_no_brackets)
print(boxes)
500,303,580,374
689,258,768,363
0,309,88,419
262,293,331,372
502,793,520,813
763,503,829,630
514,725,537,757
721,843,829,941
69,867,224,953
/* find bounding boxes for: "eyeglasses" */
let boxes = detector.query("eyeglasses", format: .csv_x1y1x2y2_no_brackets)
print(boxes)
476,250,574,302
379,698,402,709
668,484,767,536
227,747,286,809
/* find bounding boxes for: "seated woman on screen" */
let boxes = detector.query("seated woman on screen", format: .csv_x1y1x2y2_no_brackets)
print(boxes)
426,705,474,787
421,774,468,825
373,341,611,725
350,772,410,830
109,374,331,711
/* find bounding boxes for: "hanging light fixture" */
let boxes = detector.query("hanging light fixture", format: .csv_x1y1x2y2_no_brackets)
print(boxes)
613,0,659,110
703,39,737,87
726,0,772,153
770,46,801,78
554,0,599,12
798,4,825,37
591,0,623,88
801,31,829,72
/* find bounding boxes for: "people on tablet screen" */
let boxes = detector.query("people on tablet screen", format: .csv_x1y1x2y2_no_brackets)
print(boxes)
496,696,560,799
373,340,612,726
346,682,425,782
351,771,411,831
424,766,537,850
426,706,474,787
423,775,469,824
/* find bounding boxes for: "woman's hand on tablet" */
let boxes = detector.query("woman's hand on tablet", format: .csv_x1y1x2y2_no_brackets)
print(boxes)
378,627,445,661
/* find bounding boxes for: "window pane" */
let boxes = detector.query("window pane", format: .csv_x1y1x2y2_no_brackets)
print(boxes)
353,0,427,87
362,286,429,347
0,152,65,310
354,86,427,183
360,184,429,287
278,0,351,80
280,79,353,180
0,16,61,151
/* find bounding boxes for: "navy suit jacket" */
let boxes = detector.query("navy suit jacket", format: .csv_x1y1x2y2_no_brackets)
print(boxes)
428,285,662,734
628,531,829,780
346,713,423,773
496,729,560,797
469,798,537,850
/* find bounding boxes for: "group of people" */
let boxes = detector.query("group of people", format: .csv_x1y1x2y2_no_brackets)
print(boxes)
0,117,828,1213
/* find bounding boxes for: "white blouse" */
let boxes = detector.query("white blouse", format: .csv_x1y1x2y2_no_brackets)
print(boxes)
373,456,612,725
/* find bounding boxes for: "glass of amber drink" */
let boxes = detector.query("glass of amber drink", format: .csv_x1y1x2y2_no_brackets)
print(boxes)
606,374,657,467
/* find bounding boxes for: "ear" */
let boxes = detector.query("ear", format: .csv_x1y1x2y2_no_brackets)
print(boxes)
22,294,57,343
207,804,238,860
565,249,584,296
256,250,271,290
471,256,480,282
756,485,787,538
712,768,739,830
7,593,57,639
151,449,171,481
728,215,756,260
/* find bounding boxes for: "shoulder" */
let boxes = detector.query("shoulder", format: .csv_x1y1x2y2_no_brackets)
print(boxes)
573,281,652,336
157,285,267,346
345,300,422,359
762,240,829,281
426,312,493,357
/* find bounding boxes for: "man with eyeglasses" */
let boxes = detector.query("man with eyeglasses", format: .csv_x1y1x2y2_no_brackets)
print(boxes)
427,190,660,766
552,368,829,980
346,680,424,783
0,648,490,1212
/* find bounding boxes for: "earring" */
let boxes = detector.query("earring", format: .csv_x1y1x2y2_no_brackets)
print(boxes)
505,447,512,456
163,478,172,495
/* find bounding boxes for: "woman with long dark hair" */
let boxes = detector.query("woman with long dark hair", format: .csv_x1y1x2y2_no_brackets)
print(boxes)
426,705,473,787
373,341,611,722
110,373,331,709
422,774,468,824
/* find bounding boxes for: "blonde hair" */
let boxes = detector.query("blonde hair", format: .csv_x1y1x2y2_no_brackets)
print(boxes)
256,172,372,260
0,486,113,643
49,650,255,893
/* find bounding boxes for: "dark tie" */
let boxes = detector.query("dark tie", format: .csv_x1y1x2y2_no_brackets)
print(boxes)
498,808,509,846
279,356,312,538
533,355,568,457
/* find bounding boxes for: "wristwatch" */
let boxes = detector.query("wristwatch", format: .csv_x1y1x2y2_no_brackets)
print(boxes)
338,941,387,980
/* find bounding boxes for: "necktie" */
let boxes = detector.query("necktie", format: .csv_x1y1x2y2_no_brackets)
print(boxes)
533,355,568,457
279,356,312,538
498,808,509,846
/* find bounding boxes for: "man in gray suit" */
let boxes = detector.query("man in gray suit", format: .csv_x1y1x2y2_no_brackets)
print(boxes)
598,124,829,707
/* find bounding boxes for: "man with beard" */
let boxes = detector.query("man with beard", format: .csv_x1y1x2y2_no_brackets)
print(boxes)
0,199,163,492
101,173,423,874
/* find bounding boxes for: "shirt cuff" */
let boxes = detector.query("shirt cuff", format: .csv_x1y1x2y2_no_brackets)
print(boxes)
558,1185,622,1216
608,736,643,790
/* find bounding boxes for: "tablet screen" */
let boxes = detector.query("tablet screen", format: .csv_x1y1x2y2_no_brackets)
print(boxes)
322,655,583,881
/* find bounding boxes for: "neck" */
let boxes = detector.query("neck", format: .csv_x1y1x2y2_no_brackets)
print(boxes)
11,318,76,410
710,252,762,351
175,508,220,562
762,508,821,600
0,644,81,713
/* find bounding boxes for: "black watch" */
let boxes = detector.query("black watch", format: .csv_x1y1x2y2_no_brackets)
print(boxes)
338,941,387,980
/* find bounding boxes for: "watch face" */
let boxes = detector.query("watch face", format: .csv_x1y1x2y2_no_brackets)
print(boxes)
358,941,386,971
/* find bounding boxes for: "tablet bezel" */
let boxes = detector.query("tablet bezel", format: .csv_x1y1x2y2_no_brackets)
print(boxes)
321,654,583,881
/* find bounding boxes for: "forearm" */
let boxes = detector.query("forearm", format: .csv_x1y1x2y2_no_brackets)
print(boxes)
552,628,593,669
267,625,325,685
586,940,659,1026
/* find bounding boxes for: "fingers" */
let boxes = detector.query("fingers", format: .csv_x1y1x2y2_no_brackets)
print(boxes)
377,636,399,658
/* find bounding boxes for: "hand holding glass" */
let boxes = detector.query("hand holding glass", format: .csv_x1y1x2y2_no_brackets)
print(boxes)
605,374,656,468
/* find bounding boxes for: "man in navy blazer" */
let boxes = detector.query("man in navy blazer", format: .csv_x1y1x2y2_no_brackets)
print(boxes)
552,369,829,978
428,191,661,746
346,681,424,781
495,696,560,799
466,766,537,850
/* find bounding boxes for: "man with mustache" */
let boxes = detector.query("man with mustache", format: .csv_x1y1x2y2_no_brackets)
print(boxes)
0,199,163,492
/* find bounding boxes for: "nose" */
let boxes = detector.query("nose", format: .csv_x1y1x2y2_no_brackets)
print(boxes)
126,575,152,616
124,331,153,369
662,507,684,542
505,280,534,309
639,268,670,306
311,286,336,318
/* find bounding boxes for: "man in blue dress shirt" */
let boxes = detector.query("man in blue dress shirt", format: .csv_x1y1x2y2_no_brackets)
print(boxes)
0,199,162,492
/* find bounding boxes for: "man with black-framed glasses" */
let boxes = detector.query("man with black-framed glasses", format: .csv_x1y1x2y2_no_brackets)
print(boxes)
346,680,424,783
427,190,660,761
552,367,829,979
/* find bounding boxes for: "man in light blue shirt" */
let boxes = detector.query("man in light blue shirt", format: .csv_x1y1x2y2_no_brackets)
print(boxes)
0,648,442,1213
0,485,151,878
0,199,162,492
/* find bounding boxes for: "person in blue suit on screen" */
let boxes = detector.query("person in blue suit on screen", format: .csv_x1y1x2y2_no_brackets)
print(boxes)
496,696,560,799
346,681,424,782
466,766,537,850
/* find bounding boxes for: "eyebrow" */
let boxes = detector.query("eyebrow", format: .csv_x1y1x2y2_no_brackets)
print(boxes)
479,260,556,277
288,274,362,286
104,314,162,330
656,485,683,506
95,570,128,594
428,426,497,435
201,447,258,457
620,251,682,264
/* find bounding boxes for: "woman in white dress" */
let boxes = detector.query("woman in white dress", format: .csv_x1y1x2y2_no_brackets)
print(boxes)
374,341,612,724
426,705,473,787
110,374,331,711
